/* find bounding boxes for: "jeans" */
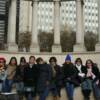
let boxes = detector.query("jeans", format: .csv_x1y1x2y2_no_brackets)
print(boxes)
93,82,100,100
2,79,13,92
16,82,24,93
26,93,33,100
39,87,49,100
65,82,74,100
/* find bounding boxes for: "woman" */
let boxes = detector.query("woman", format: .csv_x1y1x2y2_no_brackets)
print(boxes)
36,57,52,100
24,56,37,100
14,57,26,100
92,63,100,100
0,57,7,92
81,59,99,100
49,57,63,100
62,54,78,100
3,57,17,92
75,58,86,85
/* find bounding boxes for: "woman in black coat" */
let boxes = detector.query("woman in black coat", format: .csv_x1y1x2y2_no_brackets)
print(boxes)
36,57,52,100
81,59,99,100
62,54,78,100
49,57,63,100
74,58,86,85
23,56,37,100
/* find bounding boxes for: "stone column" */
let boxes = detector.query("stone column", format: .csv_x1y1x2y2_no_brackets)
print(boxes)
30,0,39,53
95,0,100,51
52,0,61,53
74,0,85,52
7,0,18,51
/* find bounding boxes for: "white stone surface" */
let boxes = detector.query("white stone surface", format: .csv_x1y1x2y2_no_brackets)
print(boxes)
0,51,100,68
7,0,18,52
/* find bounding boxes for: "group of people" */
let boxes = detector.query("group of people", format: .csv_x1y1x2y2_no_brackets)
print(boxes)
0,54,100,100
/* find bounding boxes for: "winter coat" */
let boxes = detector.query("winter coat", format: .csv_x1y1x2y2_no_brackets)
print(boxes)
75,65,87,84
36,63,52,93
81,65,99,90
50,65,63,87
6,64,16,80
62,63,79,86
14,64,25,82
0,67,7,83
23,63,37,87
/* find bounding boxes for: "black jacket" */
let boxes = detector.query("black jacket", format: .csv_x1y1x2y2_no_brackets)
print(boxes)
51,65,63,86
14,64,25,82
36,63,52,93
23,63,38,87
62,63,78,85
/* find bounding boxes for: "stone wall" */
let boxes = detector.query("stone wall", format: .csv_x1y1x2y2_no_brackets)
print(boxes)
0,51,100,67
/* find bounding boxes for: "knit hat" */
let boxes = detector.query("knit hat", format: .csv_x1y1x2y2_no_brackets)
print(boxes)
65,54,71,61
0,57,6,62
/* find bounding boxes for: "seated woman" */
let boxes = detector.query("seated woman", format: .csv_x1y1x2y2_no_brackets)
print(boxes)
81,59,99,100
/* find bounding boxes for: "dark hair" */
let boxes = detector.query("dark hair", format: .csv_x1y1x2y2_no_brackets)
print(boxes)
9,57,17,66
20,57,26,65
29,56,35,60
75,58,83,65
49,57,57,63
85,59,94,67
36,57,43,64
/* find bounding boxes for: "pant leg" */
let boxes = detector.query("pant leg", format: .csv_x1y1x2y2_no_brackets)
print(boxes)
93,82,100,100
82,90,91,100
2,79,13,92
0,83,2,92
39,87,49,100
65,82,74,100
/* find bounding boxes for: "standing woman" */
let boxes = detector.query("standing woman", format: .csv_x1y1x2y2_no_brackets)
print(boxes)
3,57,17,92
81,59,99,100
14,57,27,100
62,54,78,100
49,57,63,100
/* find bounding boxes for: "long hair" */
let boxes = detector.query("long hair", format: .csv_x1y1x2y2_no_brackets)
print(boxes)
75,58,83,65
9,57,17,66
20,57,26,65
85,59,94,67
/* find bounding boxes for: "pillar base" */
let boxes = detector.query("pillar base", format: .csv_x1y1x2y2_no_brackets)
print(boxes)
30,44,40,53
95,43,100,51
52,44,61,53
8,43,18,52
74,43,86,52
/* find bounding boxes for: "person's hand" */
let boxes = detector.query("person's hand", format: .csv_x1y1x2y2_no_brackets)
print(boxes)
46,81,49,85
96,80,99,85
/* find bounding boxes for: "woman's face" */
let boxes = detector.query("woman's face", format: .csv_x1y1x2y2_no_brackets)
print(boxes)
76,60,81,66
0,60,4,67
50,60,56,66
29,58,35,64
11,59,16,65
87,61,92,68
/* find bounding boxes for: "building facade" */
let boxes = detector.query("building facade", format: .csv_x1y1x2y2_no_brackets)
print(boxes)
19,0,98,33
0,0,6,44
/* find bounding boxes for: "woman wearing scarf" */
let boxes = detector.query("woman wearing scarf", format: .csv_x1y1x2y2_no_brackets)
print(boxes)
81,59,99,100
